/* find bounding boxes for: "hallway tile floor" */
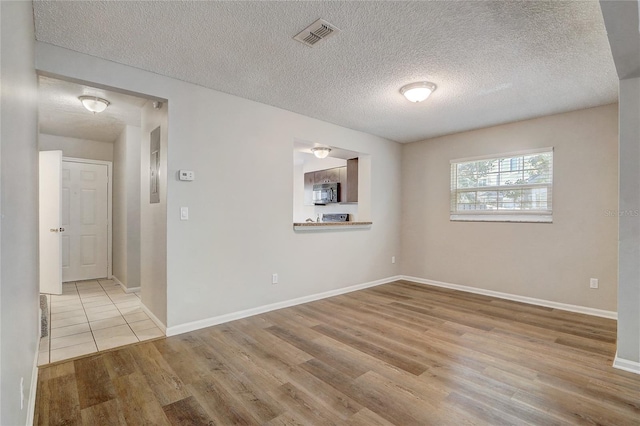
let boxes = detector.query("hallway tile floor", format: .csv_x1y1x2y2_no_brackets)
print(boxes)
38,279,164,365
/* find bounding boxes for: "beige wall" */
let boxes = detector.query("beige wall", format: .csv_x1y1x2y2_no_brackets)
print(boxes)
36,43,402,331
401,104,619,311
113,129,127,285
600,0,640,369
616,78,640,363
39,133,113,162
140,101,168,325
126,126,142,290
1,2,40,424
112,125,141,289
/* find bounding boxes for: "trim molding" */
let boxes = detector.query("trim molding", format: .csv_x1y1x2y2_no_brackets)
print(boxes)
400,275,618,320
110,275,140,294
613,353,640,375
166,275,402,337
27,331,41,425
140,303,167,333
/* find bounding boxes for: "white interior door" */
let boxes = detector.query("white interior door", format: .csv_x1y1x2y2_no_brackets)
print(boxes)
62,160,109,282
39,151,63,294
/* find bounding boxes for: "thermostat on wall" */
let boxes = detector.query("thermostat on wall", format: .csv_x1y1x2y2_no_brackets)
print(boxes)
179,170,195,181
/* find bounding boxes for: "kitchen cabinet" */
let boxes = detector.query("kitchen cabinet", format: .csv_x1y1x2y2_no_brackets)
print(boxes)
339,167,347,202
312,169,325,184
315,167,340,184
338,159,358,203
303,159,358,205
345,158,358,203
303,172,315,205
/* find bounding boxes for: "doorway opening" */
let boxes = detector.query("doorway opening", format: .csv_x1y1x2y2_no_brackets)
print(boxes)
37,75,167,364
40,154,113,290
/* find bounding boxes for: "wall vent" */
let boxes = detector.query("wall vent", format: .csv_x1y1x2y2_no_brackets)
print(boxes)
293,19,340,47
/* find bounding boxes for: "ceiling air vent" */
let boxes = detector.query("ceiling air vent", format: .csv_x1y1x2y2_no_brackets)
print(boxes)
293,19,340,47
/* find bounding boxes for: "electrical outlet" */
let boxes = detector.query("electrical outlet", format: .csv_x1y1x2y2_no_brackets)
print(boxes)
391,256,396,264
20,377,24,410
590,278,599,289
272,273,278,285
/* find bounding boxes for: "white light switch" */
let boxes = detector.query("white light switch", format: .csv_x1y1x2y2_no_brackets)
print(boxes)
180,207,189,221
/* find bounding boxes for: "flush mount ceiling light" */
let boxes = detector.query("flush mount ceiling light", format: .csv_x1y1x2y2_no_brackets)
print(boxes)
79,96,110,113
400,81,437,103
311,147,332,159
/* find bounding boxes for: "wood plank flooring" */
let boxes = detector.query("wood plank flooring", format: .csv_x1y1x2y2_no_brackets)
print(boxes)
34,280,640,425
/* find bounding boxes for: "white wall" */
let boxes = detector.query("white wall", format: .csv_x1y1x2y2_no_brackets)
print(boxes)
35,43,402,330
401,104,619,312
1,2,40,424
126,126,142,290
302,155,347,172
113,129,127,285
617,78,640,365
292,160,306,222
140,102,168,324
113,125,141,289
600,0,640,372
39,133,113,161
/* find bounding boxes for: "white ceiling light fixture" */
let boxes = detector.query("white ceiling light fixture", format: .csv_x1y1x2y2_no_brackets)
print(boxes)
79,95,110,113
311,147,332,159
400,81,437,103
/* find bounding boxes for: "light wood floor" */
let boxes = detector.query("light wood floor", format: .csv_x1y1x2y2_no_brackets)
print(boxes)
34,280,640,425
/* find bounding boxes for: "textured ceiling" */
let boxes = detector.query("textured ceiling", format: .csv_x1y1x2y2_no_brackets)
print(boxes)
33,1,618,143
38,76,147,143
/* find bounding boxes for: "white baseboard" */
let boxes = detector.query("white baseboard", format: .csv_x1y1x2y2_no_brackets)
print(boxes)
110,275,140,294
613,353,640,374
140,303,167,333
26,333,40,425
166,275,402,337
400,275,618,320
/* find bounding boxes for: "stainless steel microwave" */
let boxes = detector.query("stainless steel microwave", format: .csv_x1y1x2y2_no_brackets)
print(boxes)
313,182,339,205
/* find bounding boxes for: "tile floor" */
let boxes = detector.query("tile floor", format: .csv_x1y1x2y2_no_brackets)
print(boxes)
39,279,164,365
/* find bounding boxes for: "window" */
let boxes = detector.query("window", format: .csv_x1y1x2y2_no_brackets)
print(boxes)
450,148,553,222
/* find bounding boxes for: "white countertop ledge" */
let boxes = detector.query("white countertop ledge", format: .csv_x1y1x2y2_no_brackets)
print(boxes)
293,222,373,231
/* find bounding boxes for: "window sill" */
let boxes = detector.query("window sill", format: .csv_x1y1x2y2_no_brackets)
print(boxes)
450,214,552,223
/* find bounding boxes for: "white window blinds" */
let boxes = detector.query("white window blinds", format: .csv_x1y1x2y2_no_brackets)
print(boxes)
450,148,553,222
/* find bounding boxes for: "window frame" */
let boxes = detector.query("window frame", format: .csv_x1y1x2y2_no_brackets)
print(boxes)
450,147,554,223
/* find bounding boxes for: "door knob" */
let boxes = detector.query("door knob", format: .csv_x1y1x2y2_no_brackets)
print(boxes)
50,228,58,233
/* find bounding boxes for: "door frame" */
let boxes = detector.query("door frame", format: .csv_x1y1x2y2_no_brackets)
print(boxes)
63,156,113,280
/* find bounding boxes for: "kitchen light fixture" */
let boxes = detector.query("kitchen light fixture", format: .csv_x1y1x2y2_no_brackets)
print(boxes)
79,96,110,113
400,81,437,103
311,147,331,159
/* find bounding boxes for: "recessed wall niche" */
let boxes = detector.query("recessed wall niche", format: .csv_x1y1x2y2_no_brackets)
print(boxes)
292,140,371,224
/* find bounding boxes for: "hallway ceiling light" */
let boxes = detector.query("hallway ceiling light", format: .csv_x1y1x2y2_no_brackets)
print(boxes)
311,147,331,159
79,96,110,113
400,82,437,103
